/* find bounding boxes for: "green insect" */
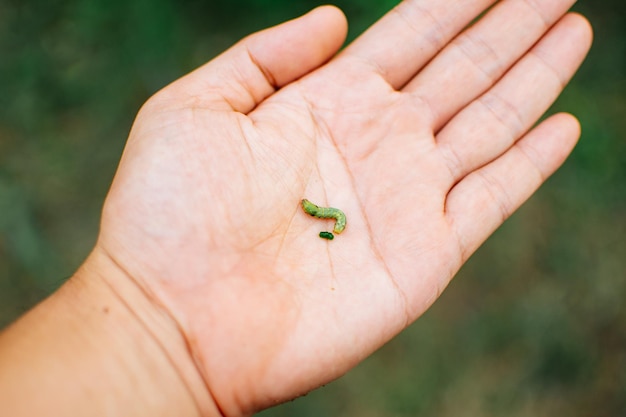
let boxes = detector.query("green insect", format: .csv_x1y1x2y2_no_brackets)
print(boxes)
301,199,347,238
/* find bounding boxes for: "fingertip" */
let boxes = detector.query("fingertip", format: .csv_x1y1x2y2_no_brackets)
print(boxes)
309,5,349,38
563,12,594,52
552,112,582,142
521,113,581,176
297,5,349,65
246,5,349,88
561,12,593,54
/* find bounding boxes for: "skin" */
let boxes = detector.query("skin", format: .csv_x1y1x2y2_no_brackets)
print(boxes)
0,2,592,417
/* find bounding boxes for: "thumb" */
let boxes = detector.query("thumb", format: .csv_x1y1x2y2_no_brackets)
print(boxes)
165,6,348,113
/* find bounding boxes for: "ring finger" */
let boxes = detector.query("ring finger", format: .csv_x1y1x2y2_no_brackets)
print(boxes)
403,0,577,131
435,13,592,185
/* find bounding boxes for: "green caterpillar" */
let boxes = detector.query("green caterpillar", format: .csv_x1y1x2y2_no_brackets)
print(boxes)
301,199,346,238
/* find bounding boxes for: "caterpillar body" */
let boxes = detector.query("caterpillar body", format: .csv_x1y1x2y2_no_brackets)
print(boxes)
301,199,347,236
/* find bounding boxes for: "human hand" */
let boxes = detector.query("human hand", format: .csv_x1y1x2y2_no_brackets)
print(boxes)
93,1,591,415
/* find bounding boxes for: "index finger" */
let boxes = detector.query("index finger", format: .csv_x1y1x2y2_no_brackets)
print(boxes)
340,0,497,89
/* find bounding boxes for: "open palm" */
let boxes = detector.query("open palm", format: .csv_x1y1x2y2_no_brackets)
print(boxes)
96,1,591,415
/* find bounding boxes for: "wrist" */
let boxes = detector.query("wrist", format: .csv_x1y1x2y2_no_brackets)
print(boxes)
0,247,221,417
76,246,222,416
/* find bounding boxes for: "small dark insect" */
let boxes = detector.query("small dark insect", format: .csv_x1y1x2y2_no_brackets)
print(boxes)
319,231,335,240
301,199,347,234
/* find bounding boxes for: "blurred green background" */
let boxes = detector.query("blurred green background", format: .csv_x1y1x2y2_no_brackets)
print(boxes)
1,0,624,415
